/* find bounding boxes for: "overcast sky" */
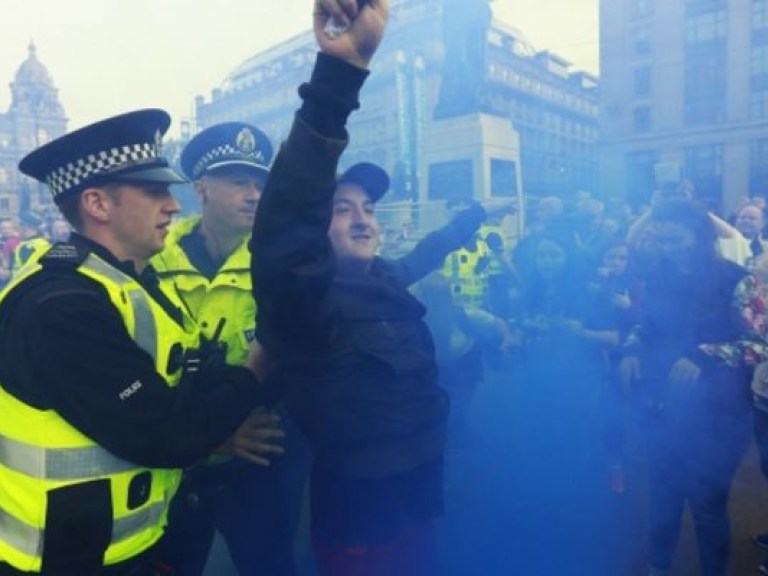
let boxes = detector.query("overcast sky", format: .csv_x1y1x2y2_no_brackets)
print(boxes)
0,0,598,135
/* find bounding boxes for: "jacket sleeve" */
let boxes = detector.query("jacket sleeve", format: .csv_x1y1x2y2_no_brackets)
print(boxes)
390,205,487,287
697,274,768,368
251,53,368,349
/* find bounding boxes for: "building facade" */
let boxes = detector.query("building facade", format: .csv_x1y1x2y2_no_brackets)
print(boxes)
0,44,67,219
195,0,599,205
600,0,766,212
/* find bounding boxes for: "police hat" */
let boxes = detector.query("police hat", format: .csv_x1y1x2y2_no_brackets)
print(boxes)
181,122,273,181
19,109,186,202
337,162,390,202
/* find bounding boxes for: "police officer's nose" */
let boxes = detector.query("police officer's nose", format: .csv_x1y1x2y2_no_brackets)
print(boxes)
245,184,262,204
165,194,182,214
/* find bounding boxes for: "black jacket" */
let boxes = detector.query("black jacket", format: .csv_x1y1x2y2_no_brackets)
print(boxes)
251,54,486,479
0,234,264,469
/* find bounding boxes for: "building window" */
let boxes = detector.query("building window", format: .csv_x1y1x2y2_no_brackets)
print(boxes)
632,0,653,18
631,25,652,56
750,138,768,195
685,9,727,44
685,44,726,124
752,44,768,77
633,106,652,132
750,90,768,118
686,0,727,16
634,66,652,97
626,150,659,208
0,168,6,185
685,143,724,207
755,0,768,30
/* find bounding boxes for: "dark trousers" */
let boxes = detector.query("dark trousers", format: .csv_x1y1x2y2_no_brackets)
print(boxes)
646,408,750,576
310,459,443,576
160,415,310,576
754,406,768,479
312,521,437,576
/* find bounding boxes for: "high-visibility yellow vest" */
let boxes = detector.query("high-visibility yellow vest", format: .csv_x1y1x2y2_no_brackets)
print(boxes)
479,224,509,278
10,237,51,276
441,239,489,308
152,216,255,365
0,251,198,572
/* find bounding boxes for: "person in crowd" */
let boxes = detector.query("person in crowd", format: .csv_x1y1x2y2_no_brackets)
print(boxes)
441,200,492,309
748,251,768,575
507,230,619,567
9,211,50,274
0,218,20,266
588,239,644,493
619,198,768,576
49,217,71,243
627,180,752,266
515,230,618,443
413,270,518,443
151,123,294,576
572,196,611,257
735,200,768,266
250,3,511,572
0,109,278,576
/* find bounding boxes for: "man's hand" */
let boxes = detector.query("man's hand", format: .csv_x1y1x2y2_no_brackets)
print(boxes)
314,0,390,68
668,357,701,387
215,411,285,466
481,199,517,220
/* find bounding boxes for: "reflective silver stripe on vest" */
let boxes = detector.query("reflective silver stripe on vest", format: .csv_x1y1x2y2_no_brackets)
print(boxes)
0,505,41,558
0,433,137,480
0,500,166,560
81,254,158,360
112,501,165,543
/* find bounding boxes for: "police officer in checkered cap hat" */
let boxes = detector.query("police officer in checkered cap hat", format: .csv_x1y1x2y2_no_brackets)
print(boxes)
19,108,186,202
180,122,273,183
0,108,276,575
151,120,289,576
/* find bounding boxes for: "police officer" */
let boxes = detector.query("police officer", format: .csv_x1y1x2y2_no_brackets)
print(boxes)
9,210,50,275
152,123,296,576
0,109,275,576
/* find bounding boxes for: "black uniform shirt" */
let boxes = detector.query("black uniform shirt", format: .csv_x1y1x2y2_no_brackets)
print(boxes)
0,233,262,469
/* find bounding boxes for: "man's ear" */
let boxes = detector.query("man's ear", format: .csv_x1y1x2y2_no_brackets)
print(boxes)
194,180,207,205
80,187,114,224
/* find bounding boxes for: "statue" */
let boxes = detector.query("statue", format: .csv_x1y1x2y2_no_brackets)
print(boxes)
434,0,493,120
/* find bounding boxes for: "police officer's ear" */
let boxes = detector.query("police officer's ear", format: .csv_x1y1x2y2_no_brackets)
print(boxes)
80,186,117,224
194,179,208,205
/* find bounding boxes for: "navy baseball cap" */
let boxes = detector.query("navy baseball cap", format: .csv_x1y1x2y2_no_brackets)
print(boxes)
19,109,186,202
337,162,390,202
181,122,273,181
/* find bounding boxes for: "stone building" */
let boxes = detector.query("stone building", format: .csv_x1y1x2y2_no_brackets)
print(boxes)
0,43,67,219
195,0,599,204
600,0,767,212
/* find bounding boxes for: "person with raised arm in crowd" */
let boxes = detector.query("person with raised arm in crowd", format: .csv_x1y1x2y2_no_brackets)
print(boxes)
250,2,511,573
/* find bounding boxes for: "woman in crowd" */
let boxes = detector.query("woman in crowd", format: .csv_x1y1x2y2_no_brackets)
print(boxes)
620,198,768,576
588,239,644,492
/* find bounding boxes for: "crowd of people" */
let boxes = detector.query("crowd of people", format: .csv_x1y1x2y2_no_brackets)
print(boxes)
1,1,768,576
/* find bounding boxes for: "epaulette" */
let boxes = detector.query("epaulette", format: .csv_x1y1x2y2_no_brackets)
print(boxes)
38,242,90,268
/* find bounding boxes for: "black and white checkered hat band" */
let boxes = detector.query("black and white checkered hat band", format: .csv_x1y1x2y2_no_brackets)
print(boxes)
192,144,266,179
46,142,159,197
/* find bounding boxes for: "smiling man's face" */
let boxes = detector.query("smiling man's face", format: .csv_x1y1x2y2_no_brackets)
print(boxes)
329,183,380,274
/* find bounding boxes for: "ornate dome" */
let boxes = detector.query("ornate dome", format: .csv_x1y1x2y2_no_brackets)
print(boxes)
14,43,54,88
